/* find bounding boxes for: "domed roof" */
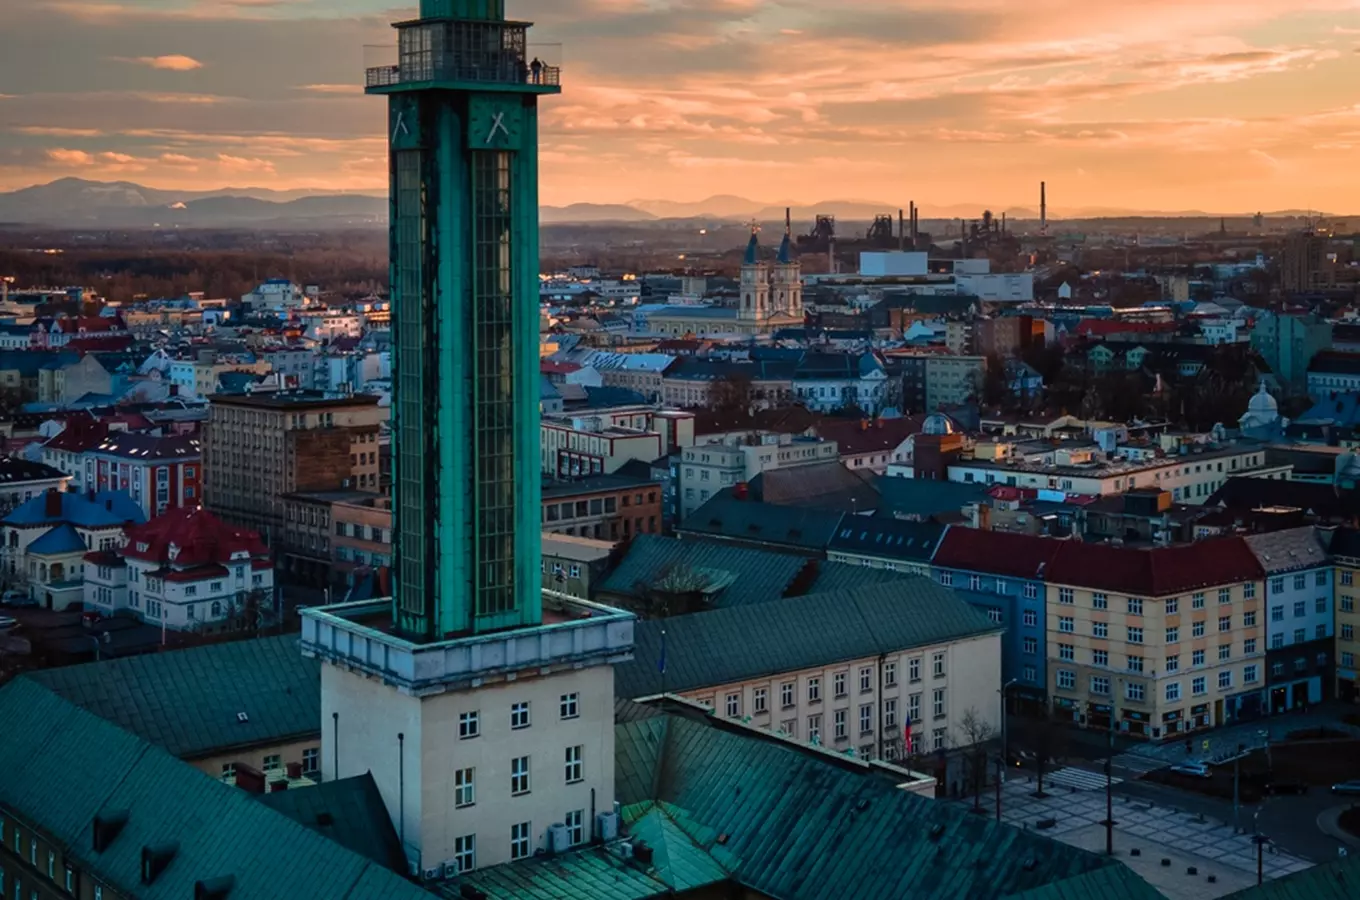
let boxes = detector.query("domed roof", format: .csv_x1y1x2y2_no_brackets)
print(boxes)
922,413,958,436
1247,381,1278,413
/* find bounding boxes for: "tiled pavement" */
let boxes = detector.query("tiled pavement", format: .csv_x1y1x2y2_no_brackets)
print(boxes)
985,778,1313,898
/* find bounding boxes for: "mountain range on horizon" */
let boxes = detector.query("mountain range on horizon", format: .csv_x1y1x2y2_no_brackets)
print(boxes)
0,178,1341,229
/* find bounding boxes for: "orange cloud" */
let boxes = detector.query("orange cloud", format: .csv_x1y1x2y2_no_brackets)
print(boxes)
113,54,205,71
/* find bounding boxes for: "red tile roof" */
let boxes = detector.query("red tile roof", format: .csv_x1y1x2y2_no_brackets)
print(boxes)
931,527,1066,580
1046,537,1264,596
1074,319,1178,337
540,360,582,375
816,415,926,456
43,419,110,453
121,507,268,569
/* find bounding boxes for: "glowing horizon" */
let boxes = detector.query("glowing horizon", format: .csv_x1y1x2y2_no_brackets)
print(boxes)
2,1,1359,214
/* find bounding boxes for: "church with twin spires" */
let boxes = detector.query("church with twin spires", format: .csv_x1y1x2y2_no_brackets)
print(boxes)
642,225,806,337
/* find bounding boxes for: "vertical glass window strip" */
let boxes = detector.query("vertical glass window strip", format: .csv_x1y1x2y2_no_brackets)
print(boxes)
471,150,517,617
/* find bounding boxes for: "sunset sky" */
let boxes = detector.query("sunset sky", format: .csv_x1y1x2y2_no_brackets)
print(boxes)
3,0,1359,213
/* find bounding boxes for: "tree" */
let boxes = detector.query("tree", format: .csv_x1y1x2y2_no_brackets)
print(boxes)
980,353,1011,410
709,372,755,412
958,707,997,813
1012,706,1070,798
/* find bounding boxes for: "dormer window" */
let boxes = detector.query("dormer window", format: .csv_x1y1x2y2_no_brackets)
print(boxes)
168,545,180,561
137,542,149,552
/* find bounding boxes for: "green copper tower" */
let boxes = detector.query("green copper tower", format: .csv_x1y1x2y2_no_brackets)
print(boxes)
367,0,557,640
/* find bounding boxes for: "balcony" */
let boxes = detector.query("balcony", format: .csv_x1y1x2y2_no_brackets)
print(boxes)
365,19,561,91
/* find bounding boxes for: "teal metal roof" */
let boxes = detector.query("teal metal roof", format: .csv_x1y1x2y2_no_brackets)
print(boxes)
0,678,429,900
26,634,320,759
1001,865,1165,900
598,533,806,608
679,493,845,552
26,522,89,555
454,848,672,900
614,576,1001,697
1219,853,1360,899
257,773,406,872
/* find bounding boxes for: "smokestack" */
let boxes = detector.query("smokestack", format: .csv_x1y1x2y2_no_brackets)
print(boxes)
898,208,905,250
1001,212,1006,234
785,206,792,236
1040,181,1047,236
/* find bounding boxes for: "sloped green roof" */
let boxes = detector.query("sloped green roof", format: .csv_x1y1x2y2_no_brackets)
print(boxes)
598,533,806,608
258,773,405,872
620,802,732,892
26,633,319,758
614,576,1000,698
616,714,1134,900
1000,864,1165,900
1219,853,1360,899
0,678,428,900
454,847,671,900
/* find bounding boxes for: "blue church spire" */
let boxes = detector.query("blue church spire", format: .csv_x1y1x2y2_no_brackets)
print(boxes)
744,228,761,265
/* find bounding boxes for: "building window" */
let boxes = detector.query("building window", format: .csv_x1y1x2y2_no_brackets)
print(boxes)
1219,644,1232,661
1192,649,1205,666
753,687,768,713
1093,649,1109,666
1024,584,1038,600
968,574,982,591
1293,573,1307,591
1192,621,1206,638
1125,682,1145,701
909,658,921,682
565,746,583,784
1166,597,1180,615
884,698,898,729
1059,644,1074,661
1218,670,1233,690
859,666,873,693
1244,638,1257,654
833,672,847,698
807,714,821,742
932,728,947,751
884,662,897,687
1192,676,1207,696
221,763,236,780
1057,670,1075,690
1316,596,1328,614
565,810,584,846
1294,628,1306,644
807,677,821,702
1243,582,1256,599
1271,577,1285,594
1127,655,1144,672
511,756,530,795
986,608,1003,624
1166,655,1180,672
453,834,475,874
725,693,741,717
1343,624,1354,641
511,822,531,861
1343,596,1355,613
1022,609,1038,627
1166,626,1180,643
302,747,319,775
455,768,475,808
859,704,873,734
780,682,795,707
560,693,579,720
1091,676,1110,696
1244,610,1257,627
1091,592,1108,610
833,709,847,740
460,711,480,739
1127,597,1143,616
1058,587,1074,605
1219,588,1232,604
1127,627,1143,644
1191,592,1205,610
939,572,953,587
1344,571,1354,586
262,755,281,772
932,688,946,718
1093,621,1108,639
1166,682,1181,701
1244,664,1260,683
1293,600,1306,618
1023,637,1038,654
511,702,531,730
932,652,946,677
1058,616,1074,633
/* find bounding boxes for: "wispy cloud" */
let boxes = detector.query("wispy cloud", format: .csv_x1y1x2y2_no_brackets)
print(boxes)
296,83,361,94
112,54,204,71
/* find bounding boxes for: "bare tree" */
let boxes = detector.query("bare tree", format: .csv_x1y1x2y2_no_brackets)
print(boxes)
709,372,755,412
958,707,997,813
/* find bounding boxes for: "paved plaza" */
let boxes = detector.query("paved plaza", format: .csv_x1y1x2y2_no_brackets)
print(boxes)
981,776,1315,900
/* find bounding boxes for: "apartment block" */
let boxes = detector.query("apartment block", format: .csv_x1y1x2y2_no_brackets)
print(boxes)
204,390,385,551
924,355,986,410
541,473,663,542
1244,528,1334,712
1045,539,1266,741
1331,528,1360,703
677,435,838,520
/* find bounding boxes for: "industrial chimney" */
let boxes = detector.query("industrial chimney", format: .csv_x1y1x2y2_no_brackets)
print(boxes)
1040,181,1048,236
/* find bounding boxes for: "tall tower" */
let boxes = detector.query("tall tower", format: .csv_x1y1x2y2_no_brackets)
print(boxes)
303,0,635,880
738,228,769,322
377,0,553,639
771,220,802,320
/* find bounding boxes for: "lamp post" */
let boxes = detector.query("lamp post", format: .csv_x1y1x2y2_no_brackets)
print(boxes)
1252,807,1267,885
1105,678,1122,857
999,678,1018,782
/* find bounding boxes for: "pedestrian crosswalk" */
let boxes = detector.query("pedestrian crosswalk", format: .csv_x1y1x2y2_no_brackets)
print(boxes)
1042,767,1124,791
1110,751,1173,776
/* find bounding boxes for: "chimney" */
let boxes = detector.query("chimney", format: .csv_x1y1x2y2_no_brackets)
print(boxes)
733,482,749,500
286,761,303,779
233,763,266,794
269,780,289,793
44,488,62,518
898,208,905,250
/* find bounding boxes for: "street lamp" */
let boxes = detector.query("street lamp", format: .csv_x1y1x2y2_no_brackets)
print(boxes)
999,678,1018,782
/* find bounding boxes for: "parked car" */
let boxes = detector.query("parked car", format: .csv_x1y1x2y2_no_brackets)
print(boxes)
1331,780,1360,795
0,614,17,632
1169,762,1212,778
1,590,35,608
1264,780,1308,796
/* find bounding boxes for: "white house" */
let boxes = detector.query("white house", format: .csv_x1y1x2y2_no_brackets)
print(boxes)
84,506,274,632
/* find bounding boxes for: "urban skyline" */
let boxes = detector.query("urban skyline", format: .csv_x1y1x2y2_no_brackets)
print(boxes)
3,1,1360,211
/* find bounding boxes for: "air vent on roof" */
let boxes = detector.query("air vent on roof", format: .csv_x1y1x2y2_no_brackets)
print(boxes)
1022,858,1038,872
315,812,334,827
194,876,235,900
236,712,249,723
928,824,946,841
92,809,129,852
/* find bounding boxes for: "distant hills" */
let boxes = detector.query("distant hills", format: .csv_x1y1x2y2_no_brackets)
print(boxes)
0,179,1343,229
